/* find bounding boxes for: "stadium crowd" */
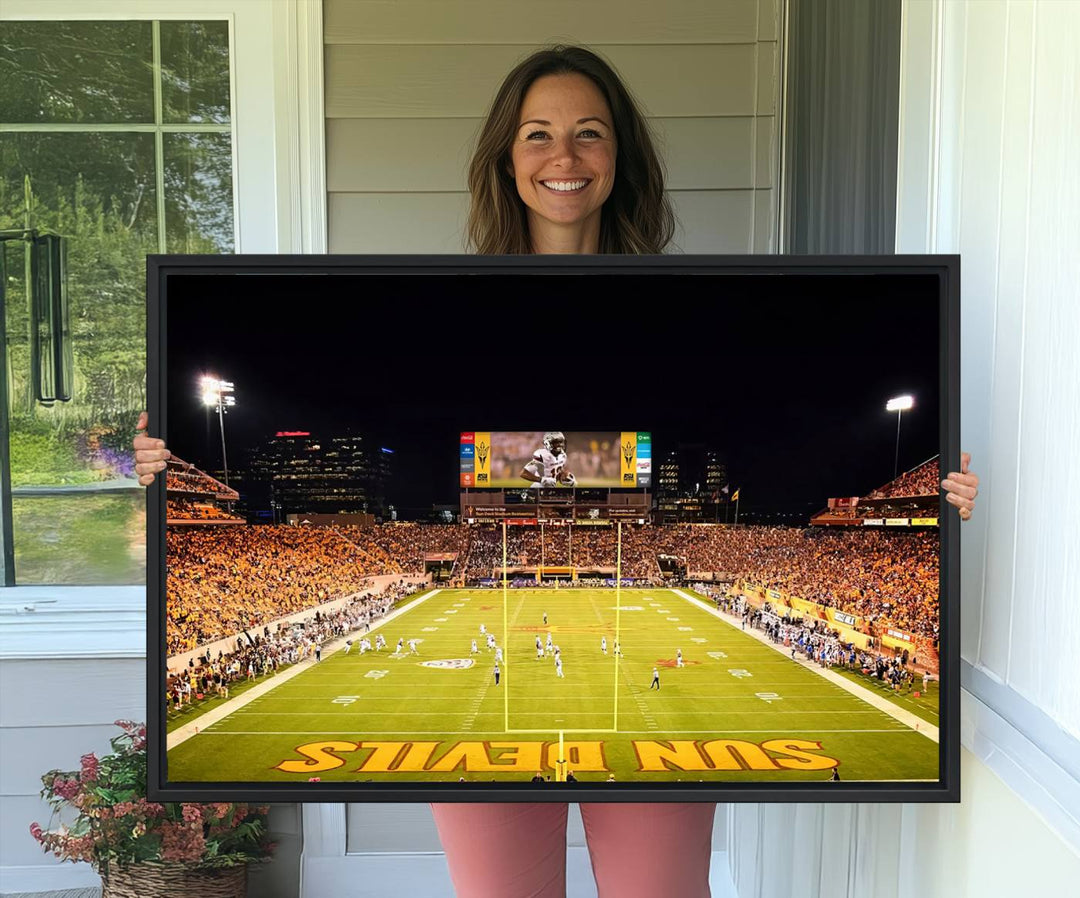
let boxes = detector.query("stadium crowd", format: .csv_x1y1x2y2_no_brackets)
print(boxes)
166,525,405,654
165,468,236,496
166,579,424,709
360,523,471,572
756,603,921,687
867,459,940,499
166,521,938,657
461,525,661,580
656,526,938,639
692,584,925,682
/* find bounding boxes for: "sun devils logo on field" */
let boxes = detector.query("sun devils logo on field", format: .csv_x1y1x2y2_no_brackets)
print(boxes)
421,659,475,670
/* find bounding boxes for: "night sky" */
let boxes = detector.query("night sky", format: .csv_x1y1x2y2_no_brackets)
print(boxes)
161,269,943,518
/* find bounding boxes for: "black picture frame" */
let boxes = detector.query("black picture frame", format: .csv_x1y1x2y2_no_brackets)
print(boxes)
147,254,960,804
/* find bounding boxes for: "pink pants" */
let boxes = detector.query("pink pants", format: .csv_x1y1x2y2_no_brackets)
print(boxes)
431,802,716,898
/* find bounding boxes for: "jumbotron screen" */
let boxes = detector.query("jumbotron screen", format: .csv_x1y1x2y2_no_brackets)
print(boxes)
460,431,651,488
147,256,960,805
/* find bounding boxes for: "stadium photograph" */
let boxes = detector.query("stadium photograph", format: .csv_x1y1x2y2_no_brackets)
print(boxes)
156,269,948,791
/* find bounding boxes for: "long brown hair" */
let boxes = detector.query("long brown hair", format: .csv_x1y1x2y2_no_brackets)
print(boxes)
466,46,675,254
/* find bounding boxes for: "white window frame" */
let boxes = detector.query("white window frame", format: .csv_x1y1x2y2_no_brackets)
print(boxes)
0,0,326,658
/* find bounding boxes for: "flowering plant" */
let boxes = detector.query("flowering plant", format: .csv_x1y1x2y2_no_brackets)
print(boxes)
30,720,274,875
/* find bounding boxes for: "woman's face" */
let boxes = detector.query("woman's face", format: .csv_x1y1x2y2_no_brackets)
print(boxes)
509,73,616,238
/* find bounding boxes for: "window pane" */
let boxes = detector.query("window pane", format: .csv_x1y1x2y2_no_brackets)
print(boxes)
164,133,235,253
160,21,232,124
1,132,157,433
1,20,234,587
2,132,156,585
11,492,146,585
0,21,154,124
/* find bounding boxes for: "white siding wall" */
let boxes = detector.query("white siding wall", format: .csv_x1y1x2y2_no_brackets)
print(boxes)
324,0,782,254
729,1,1080,894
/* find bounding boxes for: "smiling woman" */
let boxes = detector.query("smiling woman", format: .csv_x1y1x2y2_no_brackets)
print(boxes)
509,73,617,252
466,45,674,255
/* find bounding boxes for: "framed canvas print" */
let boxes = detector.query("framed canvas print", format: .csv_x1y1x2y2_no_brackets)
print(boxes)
147,254,960,803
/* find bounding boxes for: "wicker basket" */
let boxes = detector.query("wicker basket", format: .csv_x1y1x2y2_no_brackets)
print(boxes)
101,862,247,898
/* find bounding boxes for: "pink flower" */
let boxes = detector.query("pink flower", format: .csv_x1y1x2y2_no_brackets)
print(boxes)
160,821,206,863
307,777,321,782
52,777,80,801
79,753,99,782
138,799,166,818
29,822,43,842
181,804,203,825
210,802,233,818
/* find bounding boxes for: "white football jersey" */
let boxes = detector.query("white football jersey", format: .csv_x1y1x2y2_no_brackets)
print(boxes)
525,447,567,481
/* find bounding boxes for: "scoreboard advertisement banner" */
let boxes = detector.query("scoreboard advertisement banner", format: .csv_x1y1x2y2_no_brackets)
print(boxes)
460,432,651,488
574,506,649,520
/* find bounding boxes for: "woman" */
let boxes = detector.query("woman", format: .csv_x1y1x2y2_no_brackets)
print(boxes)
135,45,979,898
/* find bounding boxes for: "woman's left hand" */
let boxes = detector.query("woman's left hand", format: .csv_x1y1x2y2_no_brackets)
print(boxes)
941,452,979,520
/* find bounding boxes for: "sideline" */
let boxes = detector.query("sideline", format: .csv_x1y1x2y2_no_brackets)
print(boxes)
167,588,442,749
670,588,939,743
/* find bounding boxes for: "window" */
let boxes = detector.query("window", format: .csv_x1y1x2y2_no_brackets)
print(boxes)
1,19,233,584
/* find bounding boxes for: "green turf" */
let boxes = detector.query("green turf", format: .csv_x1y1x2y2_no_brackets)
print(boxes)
166,588,940,784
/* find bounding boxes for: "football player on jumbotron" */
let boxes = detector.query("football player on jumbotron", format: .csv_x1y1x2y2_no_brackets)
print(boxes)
519,431,576,488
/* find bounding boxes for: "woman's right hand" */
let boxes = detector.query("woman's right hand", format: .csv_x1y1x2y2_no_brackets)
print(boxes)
134,411,170,486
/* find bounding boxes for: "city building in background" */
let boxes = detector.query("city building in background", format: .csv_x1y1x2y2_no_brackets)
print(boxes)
656,443,729,523
248,431,391,521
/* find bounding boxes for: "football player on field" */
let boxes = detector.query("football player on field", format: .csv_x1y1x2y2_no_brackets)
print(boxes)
519,431,576,487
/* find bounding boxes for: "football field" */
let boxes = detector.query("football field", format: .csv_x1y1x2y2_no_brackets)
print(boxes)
166,588,939,783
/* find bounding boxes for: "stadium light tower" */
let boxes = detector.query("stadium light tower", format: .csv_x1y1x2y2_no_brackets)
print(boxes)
201,375,236,488
886,394,914,480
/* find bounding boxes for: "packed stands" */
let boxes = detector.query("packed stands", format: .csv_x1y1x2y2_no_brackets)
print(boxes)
358,522,470,572
166,525,404,654
459,525,660,580
165,455,239,500
811,457,941,525
167,579,424,711
867,458,940,499
167,521,938,655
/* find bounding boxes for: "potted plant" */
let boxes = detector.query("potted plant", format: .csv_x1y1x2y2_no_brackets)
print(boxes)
30,720,274,897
